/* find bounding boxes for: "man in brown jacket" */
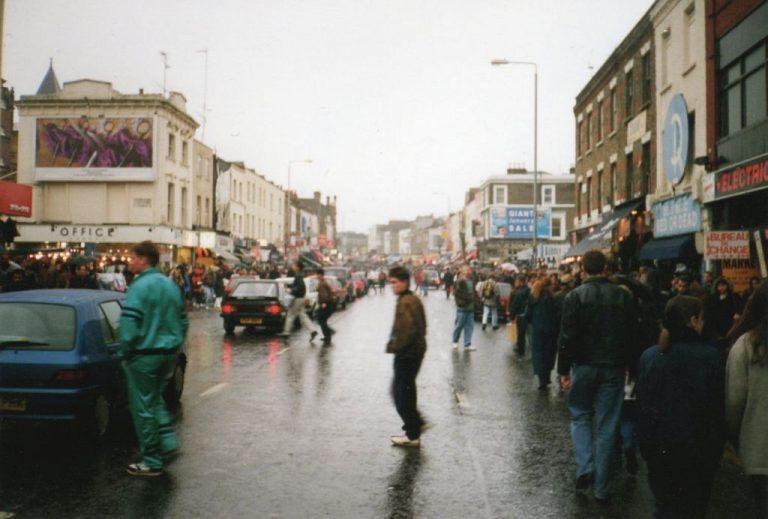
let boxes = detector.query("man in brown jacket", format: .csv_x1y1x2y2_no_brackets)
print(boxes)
316,268,335,344
387,266,427,447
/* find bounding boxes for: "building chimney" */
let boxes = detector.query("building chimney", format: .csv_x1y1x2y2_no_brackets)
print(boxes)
139,88,144,95
314,191,321,202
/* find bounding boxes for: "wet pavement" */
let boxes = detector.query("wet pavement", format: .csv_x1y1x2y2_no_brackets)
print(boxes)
0,289,758,518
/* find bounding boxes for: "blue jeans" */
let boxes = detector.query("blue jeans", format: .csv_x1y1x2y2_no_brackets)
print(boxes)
568,364,624,499
452,309,474,347
482,305,498,327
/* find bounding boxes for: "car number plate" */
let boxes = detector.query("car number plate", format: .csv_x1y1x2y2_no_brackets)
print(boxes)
240,318,263,325
0,396,27,412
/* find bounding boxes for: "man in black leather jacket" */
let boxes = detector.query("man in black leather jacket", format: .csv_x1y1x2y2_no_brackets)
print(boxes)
558,250,637,503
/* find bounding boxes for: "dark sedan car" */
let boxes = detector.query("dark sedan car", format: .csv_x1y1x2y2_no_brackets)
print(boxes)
220,279,291,334
0,289,187,440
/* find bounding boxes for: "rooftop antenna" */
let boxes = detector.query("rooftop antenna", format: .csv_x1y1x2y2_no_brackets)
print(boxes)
160,51,170,96
197,48,209,140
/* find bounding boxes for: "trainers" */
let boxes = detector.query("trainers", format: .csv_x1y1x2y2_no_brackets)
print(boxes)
310,331,318,342
492,326,499,331
390,434,420,448
420,422,434,433
126,462,163,477
575,473,592,491
452,343,459,350
465,345,476,351
482,324,486,331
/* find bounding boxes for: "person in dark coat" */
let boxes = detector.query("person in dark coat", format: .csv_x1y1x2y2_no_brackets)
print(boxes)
704,277,740,350
442,269,455,299
510,275,531,355
637,295,725,518
68,264,100,289
524,276,560,389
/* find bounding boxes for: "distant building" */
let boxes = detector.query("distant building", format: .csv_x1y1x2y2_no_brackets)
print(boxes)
475,168,575,264
16,70,200,263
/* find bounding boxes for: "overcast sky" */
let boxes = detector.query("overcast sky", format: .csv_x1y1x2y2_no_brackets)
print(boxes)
5,0,652,233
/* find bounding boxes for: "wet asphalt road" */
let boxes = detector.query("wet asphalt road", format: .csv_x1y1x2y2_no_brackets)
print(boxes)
0,288,758,518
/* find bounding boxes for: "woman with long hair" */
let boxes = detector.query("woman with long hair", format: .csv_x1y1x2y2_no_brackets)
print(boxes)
727,280,768,518
523,276,559,390
637,295,725,518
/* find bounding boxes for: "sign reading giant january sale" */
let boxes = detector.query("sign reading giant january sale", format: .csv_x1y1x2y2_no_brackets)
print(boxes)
489,206,551,239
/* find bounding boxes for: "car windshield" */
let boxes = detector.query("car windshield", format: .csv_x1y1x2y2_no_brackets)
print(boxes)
231,282,278,298
423,271,438,281
0,303,76,351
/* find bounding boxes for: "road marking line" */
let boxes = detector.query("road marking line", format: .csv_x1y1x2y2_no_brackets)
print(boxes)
199,382,229,397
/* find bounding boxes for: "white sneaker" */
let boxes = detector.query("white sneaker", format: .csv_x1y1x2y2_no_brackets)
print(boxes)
390,434,420,448
452,343,459,350
465,346,477,351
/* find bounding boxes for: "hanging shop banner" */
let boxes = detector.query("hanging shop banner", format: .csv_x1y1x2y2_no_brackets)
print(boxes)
705,231,750,260
713,152,768,201
652,194,701,238
663,94,689,185
0,181,33,217
34,117,155,182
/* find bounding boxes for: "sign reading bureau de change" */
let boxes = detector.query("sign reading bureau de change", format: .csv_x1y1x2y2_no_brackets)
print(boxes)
705,231,750,260
652,194,701,238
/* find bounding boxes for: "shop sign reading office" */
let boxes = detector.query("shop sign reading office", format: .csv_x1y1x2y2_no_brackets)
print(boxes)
652,194,701,238
705,231,750,260
52,225,115,238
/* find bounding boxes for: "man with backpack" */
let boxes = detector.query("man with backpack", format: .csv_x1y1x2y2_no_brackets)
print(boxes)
479,275,500,331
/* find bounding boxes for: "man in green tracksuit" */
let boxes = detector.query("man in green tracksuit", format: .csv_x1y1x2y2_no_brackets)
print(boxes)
120,241,188,477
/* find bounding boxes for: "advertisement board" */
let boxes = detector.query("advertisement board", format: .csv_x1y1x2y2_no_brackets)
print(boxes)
705,231,750,260
0,181,33,217
489,206,551,239
35,117,155,182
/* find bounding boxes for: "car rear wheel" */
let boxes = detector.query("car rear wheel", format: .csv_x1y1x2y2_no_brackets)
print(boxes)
224,320,236,335
79,393,111,442
164,363,185,408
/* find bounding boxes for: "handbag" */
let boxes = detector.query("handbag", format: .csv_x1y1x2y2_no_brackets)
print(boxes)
508,320,518,344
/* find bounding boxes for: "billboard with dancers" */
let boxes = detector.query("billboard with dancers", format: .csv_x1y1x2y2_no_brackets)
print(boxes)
35,117,156,181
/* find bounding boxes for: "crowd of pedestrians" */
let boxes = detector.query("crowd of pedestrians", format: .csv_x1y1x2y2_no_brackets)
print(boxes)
390,252,768,517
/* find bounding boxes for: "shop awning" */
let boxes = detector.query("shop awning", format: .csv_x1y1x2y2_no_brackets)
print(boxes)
213,248,239,263
639,234,697,261
564,202,642,258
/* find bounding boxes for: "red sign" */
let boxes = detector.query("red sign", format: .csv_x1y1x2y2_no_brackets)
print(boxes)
705,231,750,260
0,181,33,217
714,154,768,199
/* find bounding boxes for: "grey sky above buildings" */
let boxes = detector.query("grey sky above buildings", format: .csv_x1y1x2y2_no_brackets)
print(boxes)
6,0,652,233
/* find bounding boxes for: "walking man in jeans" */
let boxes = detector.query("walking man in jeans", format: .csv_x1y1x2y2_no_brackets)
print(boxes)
387,266,427,448
558,250,636,502
279,261,319,341
452,265,476,351
120,241,188,477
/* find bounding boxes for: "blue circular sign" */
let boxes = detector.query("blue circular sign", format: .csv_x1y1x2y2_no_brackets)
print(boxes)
663,94,689,185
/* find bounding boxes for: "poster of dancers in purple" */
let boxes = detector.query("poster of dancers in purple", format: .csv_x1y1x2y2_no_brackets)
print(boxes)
36,117,153,169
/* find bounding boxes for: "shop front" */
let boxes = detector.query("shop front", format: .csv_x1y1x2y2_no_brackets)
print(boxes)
703,153,768,286
640,193,702,280
16,223,199,268
563,202,645,271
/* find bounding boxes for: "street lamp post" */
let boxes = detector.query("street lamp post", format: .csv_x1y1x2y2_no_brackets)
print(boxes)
285,159,313,260
491,59,538,267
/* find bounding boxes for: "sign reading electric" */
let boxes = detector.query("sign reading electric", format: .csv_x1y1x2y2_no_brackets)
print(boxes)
714,153,768,200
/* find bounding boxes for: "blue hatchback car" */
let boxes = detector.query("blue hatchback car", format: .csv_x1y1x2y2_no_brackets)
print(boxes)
0,289,186,439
